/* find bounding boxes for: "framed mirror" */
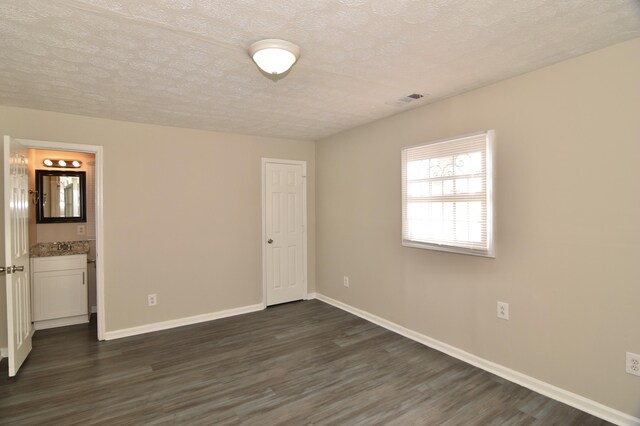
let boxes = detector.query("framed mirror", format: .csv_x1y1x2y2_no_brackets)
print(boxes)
35,170,86,223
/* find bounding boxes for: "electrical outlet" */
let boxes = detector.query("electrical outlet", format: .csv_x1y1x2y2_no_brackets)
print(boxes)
343,276,350,288
147,294,157,306
77,225,86,235
627,352,640,376
497,301,509,320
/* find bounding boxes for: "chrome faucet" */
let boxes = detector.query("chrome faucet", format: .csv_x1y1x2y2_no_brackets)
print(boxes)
56,242,72,251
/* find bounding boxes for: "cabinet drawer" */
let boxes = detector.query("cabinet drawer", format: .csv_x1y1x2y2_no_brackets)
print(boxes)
32,254,87,272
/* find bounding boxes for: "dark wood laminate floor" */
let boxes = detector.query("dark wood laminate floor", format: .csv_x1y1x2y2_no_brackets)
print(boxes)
0,300,611,425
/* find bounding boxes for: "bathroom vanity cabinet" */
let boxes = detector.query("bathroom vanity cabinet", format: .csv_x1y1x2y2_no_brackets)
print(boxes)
31,254,89,330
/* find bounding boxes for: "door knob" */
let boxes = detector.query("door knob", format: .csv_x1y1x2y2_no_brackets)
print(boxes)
267,239,273,244
4,265,24,274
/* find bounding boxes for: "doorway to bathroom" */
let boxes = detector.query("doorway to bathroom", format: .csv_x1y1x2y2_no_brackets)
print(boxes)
3,136,105,376
29,148,97,329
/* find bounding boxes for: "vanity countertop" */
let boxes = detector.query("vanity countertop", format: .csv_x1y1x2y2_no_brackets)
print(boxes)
30,240,90,257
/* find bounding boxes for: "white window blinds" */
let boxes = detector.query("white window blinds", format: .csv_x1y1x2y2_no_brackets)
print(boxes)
401,131,494,257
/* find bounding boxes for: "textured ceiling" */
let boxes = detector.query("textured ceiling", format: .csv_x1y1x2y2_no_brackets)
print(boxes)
0,0,638,140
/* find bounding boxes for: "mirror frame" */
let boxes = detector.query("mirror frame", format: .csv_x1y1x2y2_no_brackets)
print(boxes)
35,169,87,224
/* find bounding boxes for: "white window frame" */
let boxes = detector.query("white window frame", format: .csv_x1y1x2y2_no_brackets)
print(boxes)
401,130,495,257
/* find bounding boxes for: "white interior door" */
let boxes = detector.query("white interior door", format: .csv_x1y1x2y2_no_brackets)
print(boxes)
3,135,33,376
264,160,306,306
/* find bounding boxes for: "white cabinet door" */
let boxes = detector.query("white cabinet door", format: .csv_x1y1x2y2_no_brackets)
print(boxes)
33,269,87,321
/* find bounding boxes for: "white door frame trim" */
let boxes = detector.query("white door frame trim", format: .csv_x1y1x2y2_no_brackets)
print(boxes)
16,138,105,341
261,158,308,308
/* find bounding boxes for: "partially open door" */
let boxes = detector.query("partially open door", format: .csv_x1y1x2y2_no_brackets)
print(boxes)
3,135,32,376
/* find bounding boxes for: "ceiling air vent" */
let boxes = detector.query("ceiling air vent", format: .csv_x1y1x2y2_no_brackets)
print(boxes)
386,93,427,108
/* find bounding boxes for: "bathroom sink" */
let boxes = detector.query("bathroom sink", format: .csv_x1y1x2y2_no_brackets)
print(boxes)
30,241,90,257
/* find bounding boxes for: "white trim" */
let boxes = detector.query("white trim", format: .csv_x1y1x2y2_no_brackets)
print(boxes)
104,303,264,340
314,293,640,426
33,315,88,330
486,129,496,258
91,306,97,314
0,347,7,358
261,158,308,308
15,138,106,341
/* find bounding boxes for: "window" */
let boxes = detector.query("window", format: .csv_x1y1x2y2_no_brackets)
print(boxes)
401,131,494,257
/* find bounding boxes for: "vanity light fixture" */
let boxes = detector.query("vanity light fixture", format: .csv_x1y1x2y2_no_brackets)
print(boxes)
249,39,300,76
42,159,82,169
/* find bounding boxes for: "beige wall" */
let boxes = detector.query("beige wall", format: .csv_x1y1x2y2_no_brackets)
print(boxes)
0,107,315,337
316,38,640,416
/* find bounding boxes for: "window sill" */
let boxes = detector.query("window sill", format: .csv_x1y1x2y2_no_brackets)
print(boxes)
402,240,495,258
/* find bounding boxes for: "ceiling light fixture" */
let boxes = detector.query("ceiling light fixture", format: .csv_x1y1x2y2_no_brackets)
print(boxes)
249,39,300,76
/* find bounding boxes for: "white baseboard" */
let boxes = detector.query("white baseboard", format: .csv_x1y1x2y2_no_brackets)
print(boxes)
91,306,97,314
34,315,89,330
104,303,264,340
314,293,639,426
0,347,7,359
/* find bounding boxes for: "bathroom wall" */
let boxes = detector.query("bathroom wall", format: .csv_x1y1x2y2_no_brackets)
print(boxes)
30,149,96,244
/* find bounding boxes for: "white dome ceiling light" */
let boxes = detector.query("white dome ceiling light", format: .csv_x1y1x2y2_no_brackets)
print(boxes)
249,39,300,77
